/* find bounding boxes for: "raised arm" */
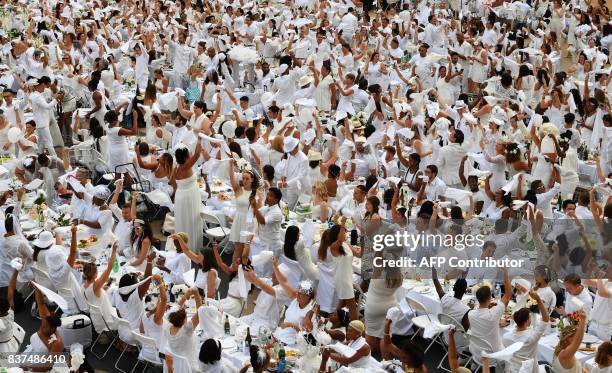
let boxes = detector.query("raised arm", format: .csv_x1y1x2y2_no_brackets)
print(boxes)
432,267,445,299
94,242,118,293
501,268,512,306
171,234,203,265
67,224,77,267
271,257,297,299
138,251,156,299
557,310,587,365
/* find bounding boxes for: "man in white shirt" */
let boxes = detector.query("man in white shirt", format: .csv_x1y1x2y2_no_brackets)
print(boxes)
417,165,448,202
245,127,270,166
1,89,24,127
558,273,593,318
169,31,194,90
433,269,471,349
276,137,308,209
251,187,283,256
467,268,512,358
336,185,367,227
28,77,63,156
437,129,467,187
353,137,377,178
502,289,551,373
109,180,134,254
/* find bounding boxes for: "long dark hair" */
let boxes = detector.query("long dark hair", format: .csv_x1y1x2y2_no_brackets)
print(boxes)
131,219,154,256
283,226,299,261
200,248,216,272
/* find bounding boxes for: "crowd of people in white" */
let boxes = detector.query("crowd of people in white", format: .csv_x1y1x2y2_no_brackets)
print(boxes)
0,0,611,371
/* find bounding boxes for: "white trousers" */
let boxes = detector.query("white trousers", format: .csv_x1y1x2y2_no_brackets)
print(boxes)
36,126,56,156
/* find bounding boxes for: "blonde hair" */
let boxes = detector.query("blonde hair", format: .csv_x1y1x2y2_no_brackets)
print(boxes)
271,135,284,153
554,325,577,356
177,232,189,244
313,181,328,201
82,262,97,283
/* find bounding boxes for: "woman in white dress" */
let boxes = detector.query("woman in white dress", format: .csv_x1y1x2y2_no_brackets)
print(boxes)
468,42,488,93
271,257,315,345
24,286,64,362
364,247,402,356
104,110,137,179
82,243,119,332
210,241,250,317
164,288,202,372
320,320,377,370
173,141,205,252
552,310,586,373
334,70,357,122
0,270,22,353
127,218,154,271
316,230,338,315
327,224,358,321
228,159,258,263
139,274,166,364
311,181,331,222
484,141,509,193
115,257,155,343
173,234,221,299
558,130,580,199
483,175,511,220
136,151,175,194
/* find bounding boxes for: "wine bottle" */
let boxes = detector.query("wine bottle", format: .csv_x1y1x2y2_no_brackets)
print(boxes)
224,315,230,335
245,327,252,349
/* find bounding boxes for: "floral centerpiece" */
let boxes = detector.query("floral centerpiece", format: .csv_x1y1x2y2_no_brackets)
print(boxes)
351,111,369,129
525,297,540,313
124,76,136,90
53,212,71,227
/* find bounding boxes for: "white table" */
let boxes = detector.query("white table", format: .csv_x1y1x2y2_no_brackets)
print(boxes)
578,160,599,184
533,332,600,366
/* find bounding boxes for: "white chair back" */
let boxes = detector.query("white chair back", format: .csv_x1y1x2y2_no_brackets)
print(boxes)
438,313,465,333
58,287,88,314
466,332,494,364
12,322,25,346
86,302,109,333
114,316,137,345
405,295,428,314
201,212,223,226
165,349,193,373
132,331,163,365
31,265,56,292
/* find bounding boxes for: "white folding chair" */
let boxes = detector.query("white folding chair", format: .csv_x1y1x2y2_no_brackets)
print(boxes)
86,302,117,359
12,322,25,348
201,211,231,253
113,316,139,373
164,349,193,373
466,332,497,373
405,295,444,353
31,265,56,292
437,313,471,372
131,331,163,373
58,287,88,315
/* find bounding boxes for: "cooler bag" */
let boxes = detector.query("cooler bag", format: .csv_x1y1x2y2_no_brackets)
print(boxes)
58,314,93,349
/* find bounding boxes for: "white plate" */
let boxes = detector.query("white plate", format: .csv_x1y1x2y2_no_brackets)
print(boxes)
221,339,237,350
414,286,431,294
582,334,598,344
21,221,36,231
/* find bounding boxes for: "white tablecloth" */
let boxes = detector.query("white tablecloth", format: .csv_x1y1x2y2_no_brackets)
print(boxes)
578,160,599,184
